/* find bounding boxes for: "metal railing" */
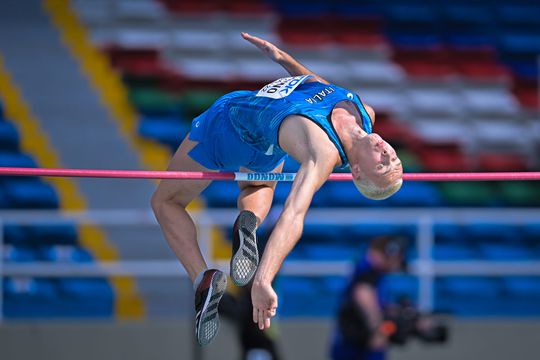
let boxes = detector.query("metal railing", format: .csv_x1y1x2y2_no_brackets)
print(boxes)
1,208,540,322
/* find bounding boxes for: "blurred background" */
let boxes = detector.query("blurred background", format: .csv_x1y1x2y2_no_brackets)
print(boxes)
0,0,539,359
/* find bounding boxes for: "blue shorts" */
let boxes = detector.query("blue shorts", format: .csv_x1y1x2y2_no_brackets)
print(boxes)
188,91,287,172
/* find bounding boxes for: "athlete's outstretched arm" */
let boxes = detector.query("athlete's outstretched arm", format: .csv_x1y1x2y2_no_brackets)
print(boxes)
251,160,331,330
242,32,330,84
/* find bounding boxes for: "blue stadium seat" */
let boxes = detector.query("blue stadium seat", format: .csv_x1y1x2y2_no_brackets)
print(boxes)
272,0,330,17
0,121,20,151
434,224,465,244
303,244,356,260
438,277,501,299
348,224,414,242
279,277,326,316
380,274,418,303
442,4,494,28
55,278,114,317
447,33,496,48
1,179,59,209
385,5,439,26
386,182,442,206
462,223,520,244
496,5,540,27
138,117,190,150
3,224,78,246
390,33,442,47
301,223,343,244
3,278,59,318
320,276,348,294
324,182,381,207
435,277,503,315
433,243,477,260
500,33,540,56
0,186,9,208
478,244,533,261
2,245,39,262
202,181,239,207
503,277,540,298
0,151,38,169
39,245,93,262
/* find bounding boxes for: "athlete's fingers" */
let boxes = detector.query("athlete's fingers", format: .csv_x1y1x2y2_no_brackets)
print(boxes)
264,315,271,330
253,307,258,324
258,309,265,330
267,308,277,318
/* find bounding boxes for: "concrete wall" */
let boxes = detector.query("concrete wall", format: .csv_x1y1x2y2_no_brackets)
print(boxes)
1,319,539,360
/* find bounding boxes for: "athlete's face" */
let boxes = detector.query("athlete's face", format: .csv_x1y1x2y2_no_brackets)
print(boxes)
354,133,403,187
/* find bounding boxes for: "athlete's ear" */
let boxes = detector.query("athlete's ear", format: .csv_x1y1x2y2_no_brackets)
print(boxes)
351,163,362,179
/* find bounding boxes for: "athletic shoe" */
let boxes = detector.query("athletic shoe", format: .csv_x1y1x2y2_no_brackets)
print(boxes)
194,269,227,346
230,210,259,286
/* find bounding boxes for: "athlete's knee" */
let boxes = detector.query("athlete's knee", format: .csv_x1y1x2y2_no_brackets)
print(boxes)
238,182,276,192
151,189,187,217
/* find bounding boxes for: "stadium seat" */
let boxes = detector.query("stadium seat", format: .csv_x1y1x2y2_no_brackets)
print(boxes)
462,223,520,244
433,243,477,260
0,121,19,152
1,179,59,209
0,151,38,169
202,181,240,207
3,224,78,246
138,117,190,150
478,243,533,261
436,277,503,315
2,245,39,262
115,28,170,48
386,181,442,207
128,87,182,116
113,0,166,20
477,153,529,172
503,277,540,298
301,223,344,244
39,245,94,263
442,4,494,30
56,278,114,317
380,274,418,303
303,244,356,261
179,90,224,119
3,278,59,318
439,182,498,206
437,277,501,298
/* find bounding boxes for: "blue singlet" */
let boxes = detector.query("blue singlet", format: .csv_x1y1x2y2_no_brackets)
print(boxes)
188,76,373,172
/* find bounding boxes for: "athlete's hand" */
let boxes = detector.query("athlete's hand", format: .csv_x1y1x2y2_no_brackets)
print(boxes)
251,281,278,330
241,32,284,63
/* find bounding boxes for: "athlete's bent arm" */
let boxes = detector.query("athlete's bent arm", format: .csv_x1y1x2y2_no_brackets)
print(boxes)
242,32,330,84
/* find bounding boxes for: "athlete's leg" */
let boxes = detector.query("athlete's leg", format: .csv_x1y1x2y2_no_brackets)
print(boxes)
237,162,284,225
231,163,284,286
151,135,215,282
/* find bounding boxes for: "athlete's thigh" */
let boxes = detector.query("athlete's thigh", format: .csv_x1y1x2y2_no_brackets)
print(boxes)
154,134,216,207
237,162,284,191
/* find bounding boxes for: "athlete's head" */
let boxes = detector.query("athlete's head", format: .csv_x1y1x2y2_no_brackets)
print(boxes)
350,133,403,200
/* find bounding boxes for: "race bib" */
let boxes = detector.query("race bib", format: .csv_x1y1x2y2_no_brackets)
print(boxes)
256,75,311,99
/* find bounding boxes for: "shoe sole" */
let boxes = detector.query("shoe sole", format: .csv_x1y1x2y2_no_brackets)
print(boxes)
231,211,259,286
196,271,227,346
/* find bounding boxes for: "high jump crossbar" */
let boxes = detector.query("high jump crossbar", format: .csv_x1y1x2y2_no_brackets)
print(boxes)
0,167,539,181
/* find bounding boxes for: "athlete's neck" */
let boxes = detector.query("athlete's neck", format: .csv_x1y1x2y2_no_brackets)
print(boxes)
331,107,368,165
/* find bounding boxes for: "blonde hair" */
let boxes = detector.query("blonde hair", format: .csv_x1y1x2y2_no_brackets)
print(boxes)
353,178,403,200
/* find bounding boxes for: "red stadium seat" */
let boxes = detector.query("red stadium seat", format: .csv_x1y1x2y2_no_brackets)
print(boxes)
477,153,529,172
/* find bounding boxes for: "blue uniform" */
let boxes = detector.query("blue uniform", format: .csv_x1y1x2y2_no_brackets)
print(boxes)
188,76,373,172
